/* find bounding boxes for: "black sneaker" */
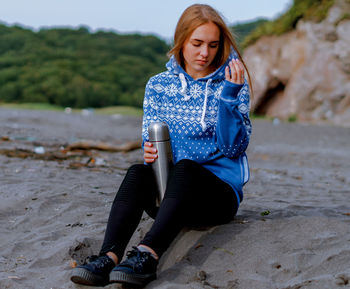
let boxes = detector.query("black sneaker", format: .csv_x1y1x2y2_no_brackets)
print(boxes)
109,246,158,287
70,255,115,286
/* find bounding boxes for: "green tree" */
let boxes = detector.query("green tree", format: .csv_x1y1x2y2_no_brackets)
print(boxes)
0,23,169,108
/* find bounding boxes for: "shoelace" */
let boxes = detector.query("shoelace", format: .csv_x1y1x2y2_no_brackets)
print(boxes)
85,255,112,269
85,255,99,264
125,247,151,268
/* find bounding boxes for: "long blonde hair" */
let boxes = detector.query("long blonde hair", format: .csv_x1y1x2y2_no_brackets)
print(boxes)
168,4,252,94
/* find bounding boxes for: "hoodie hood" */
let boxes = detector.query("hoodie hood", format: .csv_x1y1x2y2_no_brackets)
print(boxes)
165,50,239,130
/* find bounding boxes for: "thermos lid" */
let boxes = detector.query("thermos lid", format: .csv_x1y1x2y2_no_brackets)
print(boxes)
148,121,170,141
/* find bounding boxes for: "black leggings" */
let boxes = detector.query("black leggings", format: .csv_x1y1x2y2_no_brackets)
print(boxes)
100,159,239,260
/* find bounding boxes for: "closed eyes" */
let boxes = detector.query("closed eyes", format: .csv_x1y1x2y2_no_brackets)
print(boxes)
191,41,219,48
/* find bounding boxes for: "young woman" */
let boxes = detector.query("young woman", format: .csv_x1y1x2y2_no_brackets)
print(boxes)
71,4,252,287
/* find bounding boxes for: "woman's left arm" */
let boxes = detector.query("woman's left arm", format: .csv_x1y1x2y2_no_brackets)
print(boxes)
216,59,252,158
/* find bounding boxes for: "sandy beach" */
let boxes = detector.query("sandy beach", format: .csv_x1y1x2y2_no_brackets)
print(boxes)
0,108,349,289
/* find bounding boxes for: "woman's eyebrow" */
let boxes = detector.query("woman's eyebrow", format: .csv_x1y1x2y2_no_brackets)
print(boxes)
191,39,219,43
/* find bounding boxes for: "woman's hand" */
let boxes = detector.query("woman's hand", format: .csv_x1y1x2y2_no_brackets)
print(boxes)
225,59,245,85
143,142,158,163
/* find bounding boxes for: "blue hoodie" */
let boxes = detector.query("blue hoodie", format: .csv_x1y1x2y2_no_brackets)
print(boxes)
142,53,251,205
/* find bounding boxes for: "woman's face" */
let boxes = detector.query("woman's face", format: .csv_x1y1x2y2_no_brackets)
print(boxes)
182,22,220,79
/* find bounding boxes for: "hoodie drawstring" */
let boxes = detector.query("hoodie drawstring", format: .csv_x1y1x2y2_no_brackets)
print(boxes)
200,79,212,131
179,73,212,131
179,73,191,101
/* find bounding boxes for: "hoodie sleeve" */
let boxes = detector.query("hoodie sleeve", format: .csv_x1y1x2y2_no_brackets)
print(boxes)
142,78,159,149
216,80,252,158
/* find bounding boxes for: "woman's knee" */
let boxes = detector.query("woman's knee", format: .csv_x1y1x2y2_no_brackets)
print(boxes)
127,163,151,177
114,164,155,203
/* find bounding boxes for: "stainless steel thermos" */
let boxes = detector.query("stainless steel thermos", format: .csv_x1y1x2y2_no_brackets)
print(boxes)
148,122,173,206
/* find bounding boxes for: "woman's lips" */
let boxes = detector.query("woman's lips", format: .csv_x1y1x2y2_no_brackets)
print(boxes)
196,60,208,65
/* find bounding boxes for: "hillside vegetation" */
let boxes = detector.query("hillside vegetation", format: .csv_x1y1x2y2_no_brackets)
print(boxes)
242,0,335,48
0,25,168,108
230,18,269,49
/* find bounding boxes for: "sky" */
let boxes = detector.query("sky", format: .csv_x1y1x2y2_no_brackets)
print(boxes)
1,0,292,41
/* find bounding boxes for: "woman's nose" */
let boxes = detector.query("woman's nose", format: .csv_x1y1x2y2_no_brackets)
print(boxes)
200,45,209,57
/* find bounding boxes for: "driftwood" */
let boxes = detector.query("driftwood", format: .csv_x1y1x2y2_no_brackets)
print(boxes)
65,140,141,152
0,148,92,161
1,136,10,141
0,139,141,161
0,139,141,170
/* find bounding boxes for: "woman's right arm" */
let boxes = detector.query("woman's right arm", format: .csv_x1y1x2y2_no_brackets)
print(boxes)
142,78,159,163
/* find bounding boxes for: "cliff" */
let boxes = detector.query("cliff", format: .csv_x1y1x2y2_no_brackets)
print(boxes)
243,0,350,126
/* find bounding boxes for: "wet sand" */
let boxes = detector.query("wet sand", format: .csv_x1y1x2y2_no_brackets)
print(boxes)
0,108,349,289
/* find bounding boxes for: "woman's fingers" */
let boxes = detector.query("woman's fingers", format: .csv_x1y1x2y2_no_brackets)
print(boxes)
231,59,242,83
144,152,158,163
225,66,230,80
225,59,245,85
143,142,157,163
144,143,157,154
237,60,245,83
144,155,157,163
